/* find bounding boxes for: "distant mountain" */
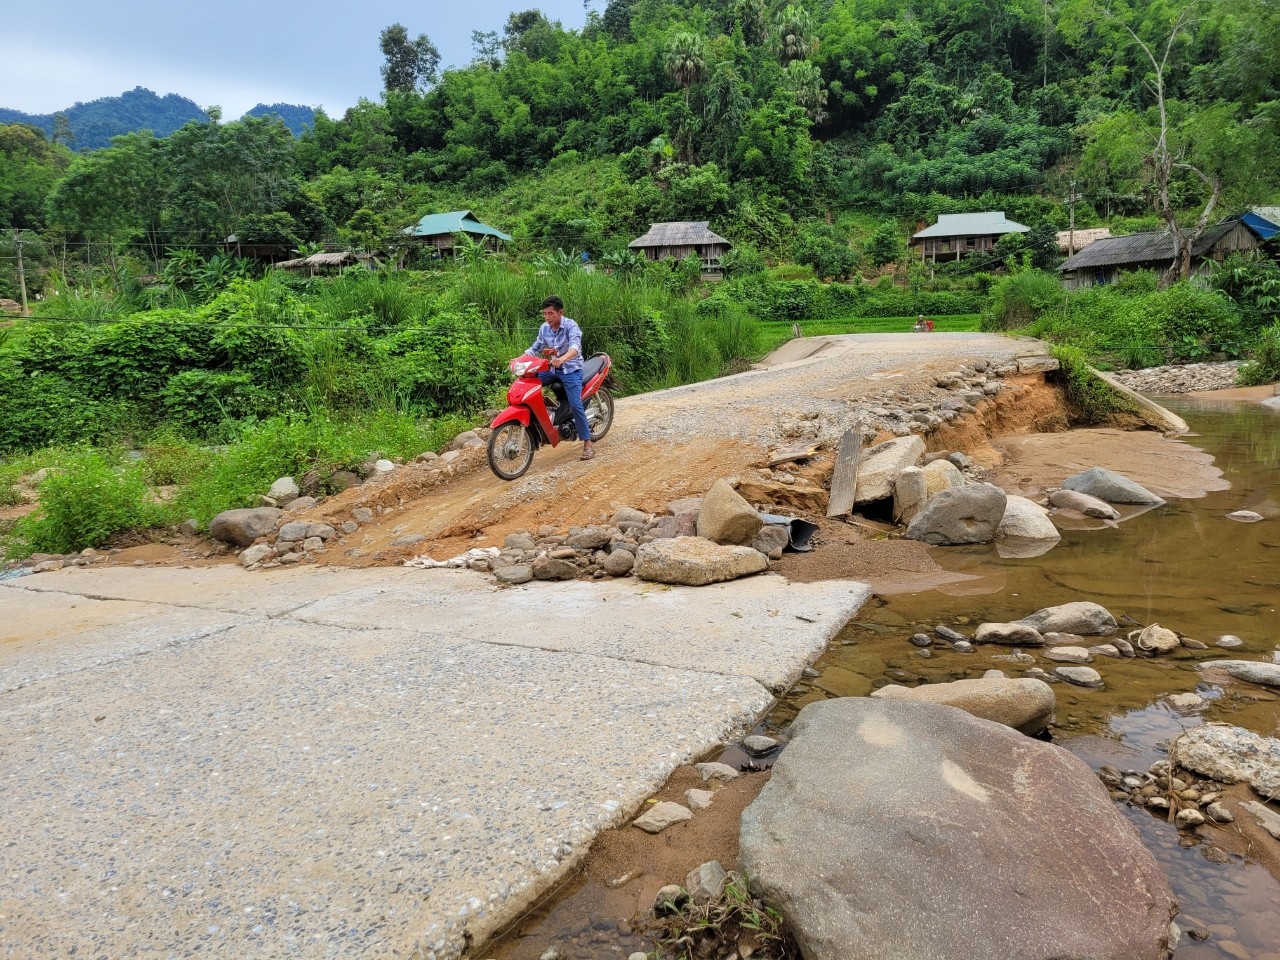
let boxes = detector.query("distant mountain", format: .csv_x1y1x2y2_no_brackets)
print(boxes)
0,87,314,149
243,103,315,136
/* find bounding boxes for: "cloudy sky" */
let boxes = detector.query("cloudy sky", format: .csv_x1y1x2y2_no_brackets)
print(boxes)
4,1,591,117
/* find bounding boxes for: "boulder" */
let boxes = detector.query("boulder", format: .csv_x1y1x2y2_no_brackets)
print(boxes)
1017,601,1117,636
634,537,768,586
531,556,580,581
1199,659,1280,688
974,622,1045,646
1045,646,1093,664
1061,467,1165,506
504,532,537,551
1174,723,1280,800
495,564,534,585
650,513,697,539
267,476,300,505
855,436,926,504
905,484,1007,545
1054,665,1104,687
277,520,311,542
921,459,964,497
891,466,928,523
566,527,612,550
209,507,283,547
612,507,650,526
870,677,1055,735
696,479,763,546
998,495,1062,542
738,698,1176,960
305,523,337,541
752,524,790,561
602,549,635,577
1049,489,1121,520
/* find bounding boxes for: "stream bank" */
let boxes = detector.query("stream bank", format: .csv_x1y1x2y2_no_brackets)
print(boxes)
483,391,1280,960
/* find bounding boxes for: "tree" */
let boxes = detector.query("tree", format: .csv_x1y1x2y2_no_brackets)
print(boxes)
665,32,706,107
775,4,816,65
471,30,502,68
51,113,75,149
784,60,829,124
379,23,441,93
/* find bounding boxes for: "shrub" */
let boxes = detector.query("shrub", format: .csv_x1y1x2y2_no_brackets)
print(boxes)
862,220,905,267
1050,344,1137,424
1238,322,1280,386
982,270,1062,330
161,370,277,438
8,450,165,557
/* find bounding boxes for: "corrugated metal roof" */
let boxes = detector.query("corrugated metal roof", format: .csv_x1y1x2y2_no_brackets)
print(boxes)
629,221,730,248
1058,220,1241,271
402,210,512,242
913,212,1029,239
1245,209,1279,240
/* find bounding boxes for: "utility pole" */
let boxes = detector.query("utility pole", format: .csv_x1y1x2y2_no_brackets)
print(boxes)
13,229,29,315
1064,180,1081,256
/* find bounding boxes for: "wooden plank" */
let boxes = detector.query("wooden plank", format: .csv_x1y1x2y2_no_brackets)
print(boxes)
825,429,864,518
768,441,822,467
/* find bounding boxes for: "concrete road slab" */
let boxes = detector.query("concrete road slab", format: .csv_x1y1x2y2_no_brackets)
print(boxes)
0,585,246,692
289,572,871,691
0,619,769,959
2,564,422,618
2,566,866,959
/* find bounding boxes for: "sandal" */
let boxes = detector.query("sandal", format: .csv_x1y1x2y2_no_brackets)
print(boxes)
580,447,595,461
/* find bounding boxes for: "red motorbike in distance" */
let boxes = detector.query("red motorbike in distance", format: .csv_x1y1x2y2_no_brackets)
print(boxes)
486,351,614,480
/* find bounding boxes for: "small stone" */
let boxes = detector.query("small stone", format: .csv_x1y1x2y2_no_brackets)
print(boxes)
742,735,779,755
1147,796,1169,810
953,640,974,654
1226,510,1263,522
239,544,273,568
494,564,534,585
975,623,1046,646
178,518,199,536
983,669,1007,679
1215,634,1244,648
340,521,359,535
391,535,425,548
686,788,714,811
695,762,739,783
1175,808,1206,828
373,459,395,474
935,625,970,644
305,523,337,541
352,507,374,524
612,507,649,526
1205,802,1234,824
1045,646,1092,664
685,860,728,905
268,477,300,505
653,885,689,915
540,949,563,960
302,537,325,553
1113,638,1136,658
1167,692,1205,711
278,551,302,565
632,802,692,834
532,556,580,581
602,549,635,576
504,532,537,551
909,633,932,648
1053,665,1104,688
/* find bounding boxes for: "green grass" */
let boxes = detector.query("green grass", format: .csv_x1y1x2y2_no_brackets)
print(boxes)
757,314,983,354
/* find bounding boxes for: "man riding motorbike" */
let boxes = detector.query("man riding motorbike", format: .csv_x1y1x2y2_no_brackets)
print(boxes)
528,295,594,461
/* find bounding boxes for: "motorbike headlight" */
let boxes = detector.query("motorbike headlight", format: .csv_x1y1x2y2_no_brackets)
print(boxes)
512,359,534,376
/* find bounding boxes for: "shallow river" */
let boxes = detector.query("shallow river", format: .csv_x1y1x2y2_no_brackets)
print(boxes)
497,396,1280,959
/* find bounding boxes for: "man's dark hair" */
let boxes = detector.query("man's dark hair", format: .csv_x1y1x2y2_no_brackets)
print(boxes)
540,295,564,311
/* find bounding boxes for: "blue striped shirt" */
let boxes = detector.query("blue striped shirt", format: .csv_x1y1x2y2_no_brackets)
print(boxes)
528,317,584,373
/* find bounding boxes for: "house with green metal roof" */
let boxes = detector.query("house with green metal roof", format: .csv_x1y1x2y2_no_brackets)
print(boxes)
912,212,1029,263
402,210,513,255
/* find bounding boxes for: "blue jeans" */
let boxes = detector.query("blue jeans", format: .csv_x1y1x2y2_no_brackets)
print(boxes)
539,369,590,443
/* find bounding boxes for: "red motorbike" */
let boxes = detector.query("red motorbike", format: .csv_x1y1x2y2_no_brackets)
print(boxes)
487,352,614,480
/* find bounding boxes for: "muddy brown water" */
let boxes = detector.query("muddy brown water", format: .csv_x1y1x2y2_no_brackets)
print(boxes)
488,397,1280,960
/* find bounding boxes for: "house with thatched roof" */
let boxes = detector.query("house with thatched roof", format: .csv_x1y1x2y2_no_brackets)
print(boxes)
629,221,731,278
275,251,379,276
1058,217,1267,289
1056,227,1111,256
402,210,512,256
912,212,1029,262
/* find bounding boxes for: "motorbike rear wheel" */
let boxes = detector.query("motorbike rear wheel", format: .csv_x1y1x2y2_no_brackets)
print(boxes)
586,387,614,442
487,422,534,480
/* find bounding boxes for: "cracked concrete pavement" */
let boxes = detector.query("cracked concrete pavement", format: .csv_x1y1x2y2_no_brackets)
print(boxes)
0,564,868,958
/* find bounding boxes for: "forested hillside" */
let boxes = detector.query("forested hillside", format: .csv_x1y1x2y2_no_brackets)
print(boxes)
2,0,1280,557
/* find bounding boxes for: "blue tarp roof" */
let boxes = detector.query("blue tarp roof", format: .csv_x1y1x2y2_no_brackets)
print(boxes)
1243,209,1279,241
402,210,512,242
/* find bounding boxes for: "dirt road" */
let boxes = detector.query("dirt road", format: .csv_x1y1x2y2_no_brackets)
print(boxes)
299,333,1060,565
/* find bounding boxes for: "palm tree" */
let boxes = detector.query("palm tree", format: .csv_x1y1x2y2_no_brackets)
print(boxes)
785,60,828,124
775,5,816,66
665,32,707,107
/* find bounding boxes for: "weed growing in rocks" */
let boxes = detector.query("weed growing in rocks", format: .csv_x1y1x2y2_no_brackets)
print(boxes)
642,874,799,960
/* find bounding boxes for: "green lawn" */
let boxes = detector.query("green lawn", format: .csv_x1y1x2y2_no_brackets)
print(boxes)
757,314,983,354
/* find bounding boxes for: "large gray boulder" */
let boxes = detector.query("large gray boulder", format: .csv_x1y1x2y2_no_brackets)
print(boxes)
1017,601,1117,636
267,476,300,506
209,507,283,547
892,466,928,523
905,484,1007,545
1199,659,1280,689
855,436,925,504
1174,723,1280,800
634,537,768,586
697,478,763,546
739,698,1176,960
1062,467,1165,505
1049,489,1121,520
997,495,1061,543
920,459,964,497
870,677,1055,735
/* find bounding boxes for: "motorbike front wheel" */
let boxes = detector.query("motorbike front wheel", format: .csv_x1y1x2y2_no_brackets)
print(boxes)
487,422,534,480
586,386,614,442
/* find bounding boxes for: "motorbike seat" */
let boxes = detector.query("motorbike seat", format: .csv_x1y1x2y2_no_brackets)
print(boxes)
581,355,607,382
